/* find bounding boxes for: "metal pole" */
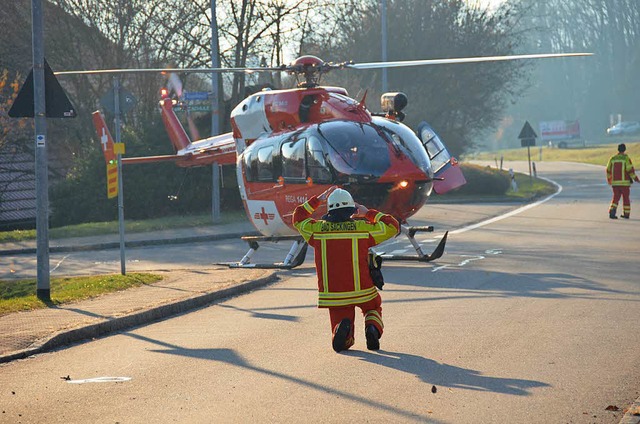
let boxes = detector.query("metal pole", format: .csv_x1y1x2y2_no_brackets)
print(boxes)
32,0,50,300
527,145,532,182
113,77,126,275
211,0,221,223
381,0,388,93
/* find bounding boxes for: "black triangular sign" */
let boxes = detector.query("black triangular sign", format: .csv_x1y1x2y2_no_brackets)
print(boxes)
518,121,537,139
8,59,77,118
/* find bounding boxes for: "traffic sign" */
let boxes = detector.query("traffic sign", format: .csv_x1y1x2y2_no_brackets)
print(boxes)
9,59,77,118
106,162,118,199
182,91,210,101
518,121,537,147
100,87,137,114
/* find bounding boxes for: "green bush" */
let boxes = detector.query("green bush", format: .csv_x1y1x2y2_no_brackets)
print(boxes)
50,123,241,227
451,163,511,195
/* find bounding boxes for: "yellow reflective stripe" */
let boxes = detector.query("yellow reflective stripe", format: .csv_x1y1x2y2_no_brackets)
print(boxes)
303,202,314,213
296,218,314,241
365,310,381,320
365,313,384,329
318,290,379,307
352,237,360,291
320,239,328,293
318,286,377,298
369,221,386,237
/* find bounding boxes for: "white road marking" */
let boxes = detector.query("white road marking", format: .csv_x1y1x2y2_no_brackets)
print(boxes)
432,254,486,272
450,176,562,235
67,376,131,384
51,254,71,273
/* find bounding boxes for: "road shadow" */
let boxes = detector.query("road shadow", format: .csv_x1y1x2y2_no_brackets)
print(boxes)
216,303,301,322
349,349,549,396
382,264,634,304
123,332,445,423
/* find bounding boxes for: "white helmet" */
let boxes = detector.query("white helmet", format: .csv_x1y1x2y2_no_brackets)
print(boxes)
327,188,355,211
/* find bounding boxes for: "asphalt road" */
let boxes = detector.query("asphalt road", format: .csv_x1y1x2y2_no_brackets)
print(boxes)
1,161,639,423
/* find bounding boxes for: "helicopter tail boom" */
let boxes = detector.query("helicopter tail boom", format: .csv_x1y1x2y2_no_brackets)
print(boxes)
159,97,191,151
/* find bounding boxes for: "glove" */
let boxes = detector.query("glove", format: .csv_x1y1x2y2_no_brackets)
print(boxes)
368,253,384,290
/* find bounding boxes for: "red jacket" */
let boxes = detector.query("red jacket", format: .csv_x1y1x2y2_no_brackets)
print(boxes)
607,153,638,186
293,196,400,308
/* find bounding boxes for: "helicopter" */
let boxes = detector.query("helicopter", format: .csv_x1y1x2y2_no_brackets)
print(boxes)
77,52,591,269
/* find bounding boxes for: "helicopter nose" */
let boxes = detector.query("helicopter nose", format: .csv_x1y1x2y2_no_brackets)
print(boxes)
385,176,432,220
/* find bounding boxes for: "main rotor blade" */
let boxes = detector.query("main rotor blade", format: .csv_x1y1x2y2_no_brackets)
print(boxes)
55,66,284,76
345,52,592,70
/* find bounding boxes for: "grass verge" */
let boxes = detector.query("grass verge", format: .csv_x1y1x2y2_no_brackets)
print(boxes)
0,212,247,244
435,163,557,203
468,141,640,166
0,273,162,316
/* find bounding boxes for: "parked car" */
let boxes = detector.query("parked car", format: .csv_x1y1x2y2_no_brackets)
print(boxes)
606,121,640,136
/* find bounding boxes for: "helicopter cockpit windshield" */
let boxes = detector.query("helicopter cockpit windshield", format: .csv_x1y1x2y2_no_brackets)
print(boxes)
374,118,433,178
315,120,391,177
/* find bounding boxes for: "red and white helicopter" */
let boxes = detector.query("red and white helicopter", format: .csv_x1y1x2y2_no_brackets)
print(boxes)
66,52,590,268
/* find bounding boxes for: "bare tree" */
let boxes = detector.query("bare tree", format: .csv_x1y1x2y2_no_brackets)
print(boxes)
505,0,640,141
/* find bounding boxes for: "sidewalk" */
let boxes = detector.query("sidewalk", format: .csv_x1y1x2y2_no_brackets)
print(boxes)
0,220,260,255
0,221,277,364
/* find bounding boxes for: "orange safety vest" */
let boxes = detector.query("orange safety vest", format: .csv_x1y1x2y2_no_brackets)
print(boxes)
293,196,400,308
606,153,637,187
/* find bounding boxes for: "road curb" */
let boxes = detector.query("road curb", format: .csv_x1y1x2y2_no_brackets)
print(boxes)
0,273,279,364
0,231,261,256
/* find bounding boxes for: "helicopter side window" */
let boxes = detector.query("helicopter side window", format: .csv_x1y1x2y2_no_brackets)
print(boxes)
422,130,450,172
306,136,331,183
281,138,306,180
257,145,274,181
243,150,257,182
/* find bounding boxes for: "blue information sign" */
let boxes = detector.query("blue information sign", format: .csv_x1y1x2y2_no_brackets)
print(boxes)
182,91,210,101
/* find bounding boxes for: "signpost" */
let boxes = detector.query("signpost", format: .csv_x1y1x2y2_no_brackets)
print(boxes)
8,0,77,300
211,0,221,224
518,121,537,180
98,79,137,275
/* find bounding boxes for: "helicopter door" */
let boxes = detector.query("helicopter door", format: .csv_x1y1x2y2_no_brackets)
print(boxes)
277,136,313,223
306,135,332,184
417,121,466,194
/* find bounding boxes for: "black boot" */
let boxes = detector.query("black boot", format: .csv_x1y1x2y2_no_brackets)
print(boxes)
609,208,618,219
365,325,380,351
333,319,351,352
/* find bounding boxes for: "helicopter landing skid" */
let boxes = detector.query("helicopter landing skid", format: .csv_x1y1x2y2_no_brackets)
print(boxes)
376,225,448,262
219,235,309,269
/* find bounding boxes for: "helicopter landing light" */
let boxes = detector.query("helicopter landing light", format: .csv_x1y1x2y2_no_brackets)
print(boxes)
399,180,409,188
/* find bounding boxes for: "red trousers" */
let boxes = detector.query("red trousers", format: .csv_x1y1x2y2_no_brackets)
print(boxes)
610,186,631,216
328,294,383,349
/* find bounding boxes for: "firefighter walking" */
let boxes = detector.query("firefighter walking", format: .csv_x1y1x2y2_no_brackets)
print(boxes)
293,186,400,352
606,143,640,219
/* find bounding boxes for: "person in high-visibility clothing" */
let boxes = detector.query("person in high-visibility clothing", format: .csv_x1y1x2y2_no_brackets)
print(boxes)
293,186,400,352
606,143,640,219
